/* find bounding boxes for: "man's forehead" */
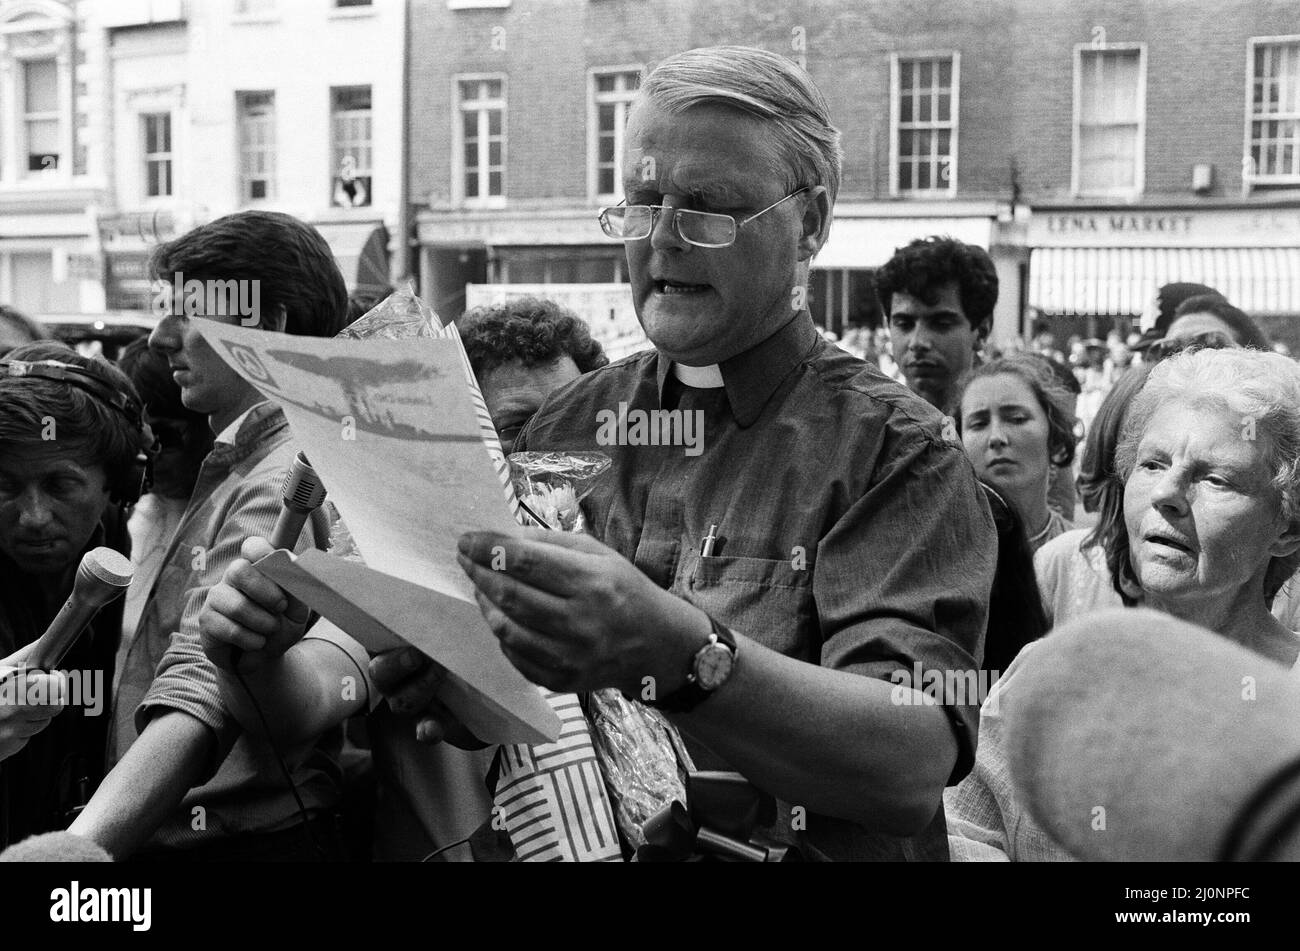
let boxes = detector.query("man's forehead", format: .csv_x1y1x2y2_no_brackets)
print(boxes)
0,443,100,475
891,285,967,317
623,101,785,193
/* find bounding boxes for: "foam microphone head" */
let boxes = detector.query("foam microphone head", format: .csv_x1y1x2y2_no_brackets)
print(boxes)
74,547,135,609
281,452,327,515
0,831,113,862
1005,607,1300,861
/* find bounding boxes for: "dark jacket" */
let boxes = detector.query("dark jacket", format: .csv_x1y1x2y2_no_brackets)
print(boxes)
0,507,128,847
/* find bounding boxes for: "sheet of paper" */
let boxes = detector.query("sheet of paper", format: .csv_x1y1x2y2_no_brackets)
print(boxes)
191,319,519,603
257,549,560,745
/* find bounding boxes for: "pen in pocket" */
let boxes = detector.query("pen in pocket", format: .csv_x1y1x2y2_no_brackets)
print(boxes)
700,523,719,557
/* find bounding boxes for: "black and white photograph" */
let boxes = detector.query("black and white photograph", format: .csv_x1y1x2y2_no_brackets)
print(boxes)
0,0,1296,935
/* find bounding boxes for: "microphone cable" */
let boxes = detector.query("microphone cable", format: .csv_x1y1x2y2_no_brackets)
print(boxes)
230,662,329,862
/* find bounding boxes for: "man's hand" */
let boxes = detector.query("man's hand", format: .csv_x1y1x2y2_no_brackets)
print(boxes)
199,537,310,673
0,649,69,762
456,529,711,696
368,647,485,750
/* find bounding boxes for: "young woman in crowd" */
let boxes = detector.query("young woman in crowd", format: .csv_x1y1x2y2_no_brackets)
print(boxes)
946,347,1300,860
956,353,1076,552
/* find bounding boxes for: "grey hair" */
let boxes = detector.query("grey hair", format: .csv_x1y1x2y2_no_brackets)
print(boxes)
1115,347,1300,522
640,46,843,203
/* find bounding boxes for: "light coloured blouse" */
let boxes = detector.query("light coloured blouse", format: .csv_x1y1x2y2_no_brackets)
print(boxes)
945,527,1300,861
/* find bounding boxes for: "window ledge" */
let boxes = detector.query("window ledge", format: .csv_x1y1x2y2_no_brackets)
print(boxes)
328,6,378,19
231,15,282,26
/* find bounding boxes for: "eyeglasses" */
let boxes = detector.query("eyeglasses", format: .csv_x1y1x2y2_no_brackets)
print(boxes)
1146,330,1237,363
598,187,810,249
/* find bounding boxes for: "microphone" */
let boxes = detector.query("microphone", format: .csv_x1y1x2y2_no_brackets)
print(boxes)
230,453,326,667
0,831,113,862
269,452,327,552
1004,607,1300,861
26,548,133,670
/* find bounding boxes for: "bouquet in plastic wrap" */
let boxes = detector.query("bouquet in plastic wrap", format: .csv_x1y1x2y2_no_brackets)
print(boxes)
509,451,695,851
337,281,442,340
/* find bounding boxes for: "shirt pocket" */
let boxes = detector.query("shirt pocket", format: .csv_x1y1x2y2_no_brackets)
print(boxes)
675,548,816,659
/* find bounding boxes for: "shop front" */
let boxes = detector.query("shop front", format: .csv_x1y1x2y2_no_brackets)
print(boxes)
1027,204,1300,348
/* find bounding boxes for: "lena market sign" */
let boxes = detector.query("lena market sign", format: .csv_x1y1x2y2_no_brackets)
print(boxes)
1029,208,1300,248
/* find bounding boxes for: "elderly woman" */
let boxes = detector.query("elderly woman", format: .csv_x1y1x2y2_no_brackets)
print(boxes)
946,347,1300,860
956,354,1076,552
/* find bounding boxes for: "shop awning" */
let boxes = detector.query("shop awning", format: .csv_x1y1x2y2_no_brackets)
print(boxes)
315,221,390,295
813,216,992,269
1029,246,1300,315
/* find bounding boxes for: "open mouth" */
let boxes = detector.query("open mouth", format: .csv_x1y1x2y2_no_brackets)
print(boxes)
1147,533,1194,555
654,280,711,295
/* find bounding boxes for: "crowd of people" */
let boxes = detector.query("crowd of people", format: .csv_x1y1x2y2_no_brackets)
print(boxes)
0,45,1296,864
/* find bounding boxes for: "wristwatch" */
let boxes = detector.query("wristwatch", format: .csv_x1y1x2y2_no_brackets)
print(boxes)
652,613,738,713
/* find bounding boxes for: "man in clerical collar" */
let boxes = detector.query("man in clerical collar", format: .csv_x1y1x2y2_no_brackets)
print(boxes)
200,45,996,862
453,46,996,861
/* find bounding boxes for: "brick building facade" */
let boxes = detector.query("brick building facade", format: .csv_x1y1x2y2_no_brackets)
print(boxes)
409,0,1300,344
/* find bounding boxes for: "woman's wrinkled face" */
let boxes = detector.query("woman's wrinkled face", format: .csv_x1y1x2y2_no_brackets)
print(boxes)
1124,400,1298,604
960,373,1053,500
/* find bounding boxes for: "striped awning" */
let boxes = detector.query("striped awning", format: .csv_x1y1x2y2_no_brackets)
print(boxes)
1029,247,1300,315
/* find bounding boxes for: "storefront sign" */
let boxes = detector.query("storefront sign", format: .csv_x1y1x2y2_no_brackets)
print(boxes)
1030,207,1300,247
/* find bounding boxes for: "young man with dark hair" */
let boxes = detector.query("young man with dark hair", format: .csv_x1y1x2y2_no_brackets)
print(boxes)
68,211,367,861
459,297,610,454
149,210,349,340
877,236,999,412
0,342,151,844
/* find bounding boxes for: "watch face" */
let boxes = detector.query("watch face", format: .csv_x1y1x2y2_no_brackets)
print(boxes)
695,643,734,691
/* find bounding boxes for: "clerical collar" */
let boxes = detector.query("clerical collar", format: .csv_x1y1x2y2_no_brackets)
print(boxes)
654,314,820,427
671,363,725,388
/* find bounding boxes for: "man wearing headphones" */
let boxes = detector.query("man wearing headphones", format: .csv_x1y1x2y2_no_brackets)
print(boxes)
0,342,153,846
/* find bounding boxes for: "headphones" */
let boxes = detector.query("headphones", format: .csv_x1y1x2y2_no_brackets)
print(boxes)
0,358,156,506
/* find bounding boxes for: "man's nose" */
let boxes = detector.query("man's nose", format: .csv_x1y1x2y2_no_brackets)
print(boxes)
16,488,55,529
149,314,182,353
649,204,690,252
907,326,933,351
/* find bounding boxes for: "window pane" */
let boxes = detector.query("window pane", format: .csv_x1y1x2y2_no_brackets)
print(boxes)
599,167,615,196
463,112,477,141
464,142,478,170
598,134,615,164
918,94,931,123
28,119,59,153
488,109,501,136
488,139,502,166
487,80,502,98
899,93,913,123
25,60,58,113
465,172,478,197
939,59,952,88
488,170,503,195
596,74,616,93
937,92,951,122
